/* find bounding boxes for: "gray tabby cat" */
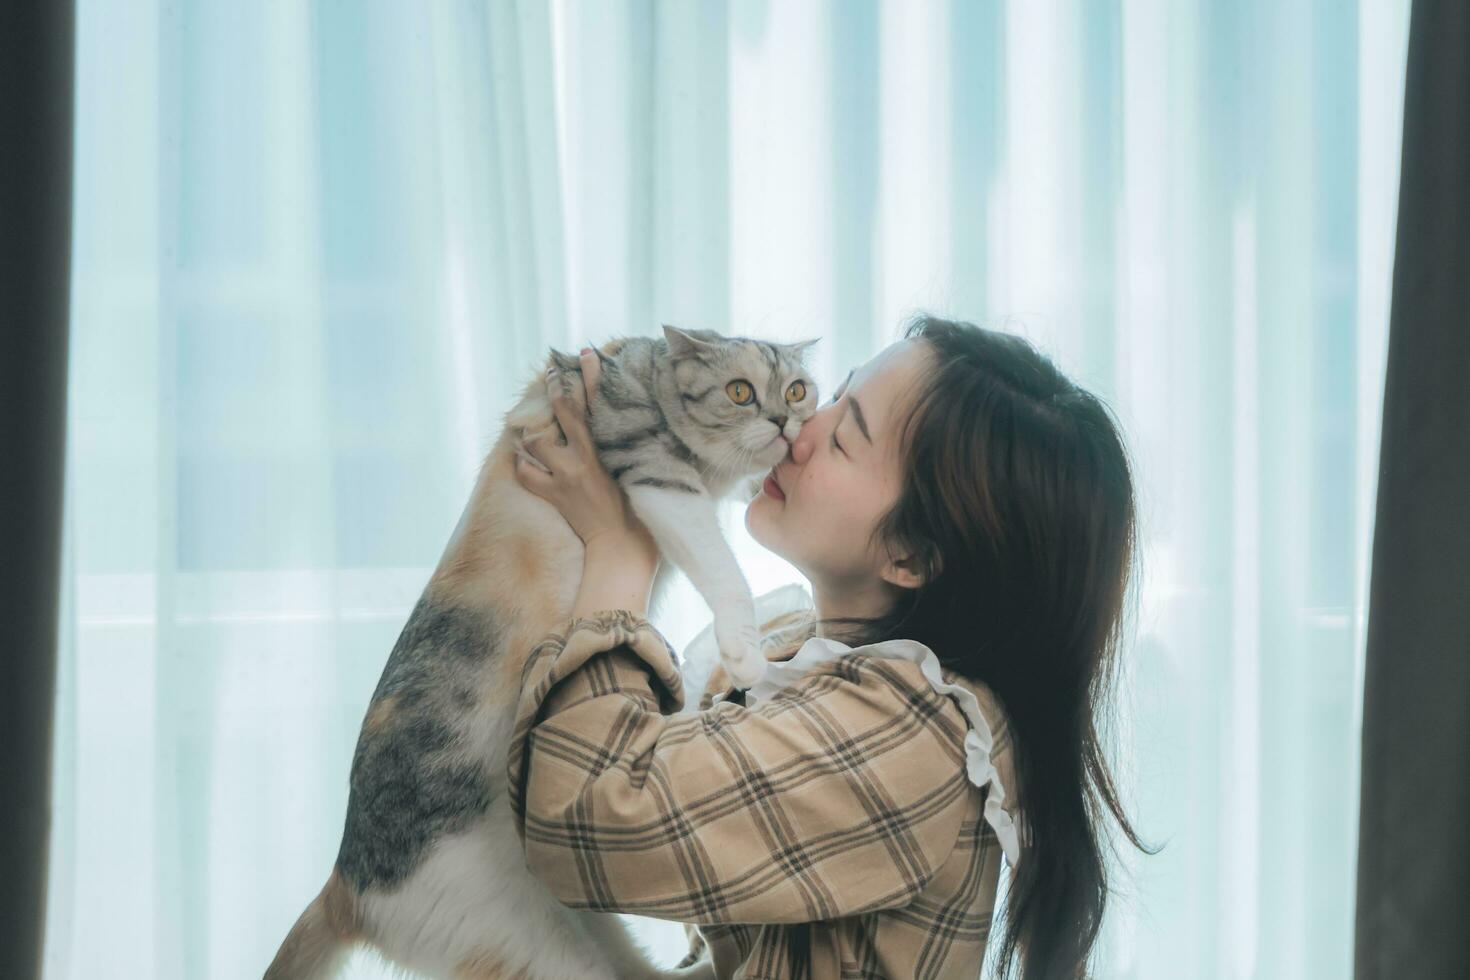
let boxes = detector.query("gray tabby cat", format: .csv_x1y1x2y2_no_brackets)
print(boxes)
263,325,818,980
533,324,818,688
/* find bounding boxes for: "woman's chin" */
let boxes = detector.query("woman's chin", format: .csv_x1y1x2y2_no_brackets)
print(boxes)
746,504,804,573
744,494,779,544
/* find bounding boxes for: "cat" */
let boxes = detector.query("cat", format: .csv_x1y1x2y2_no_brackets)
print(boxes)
263,325,819,980
530,325,818,689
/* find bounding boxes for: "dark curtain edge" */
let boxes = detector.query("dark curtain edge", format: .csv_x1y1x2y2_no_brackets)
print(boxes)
0,2,75,978
1355,1,1470,978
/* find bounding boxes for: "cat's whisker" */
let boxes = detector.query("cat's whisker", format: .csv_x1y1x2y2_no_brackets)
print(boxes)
711,442,746,478
701,439,741,479
709,441,757,481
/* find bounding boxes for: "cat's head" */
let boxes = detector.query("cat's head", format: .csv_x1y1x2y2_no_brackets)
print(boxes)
662,324,820,475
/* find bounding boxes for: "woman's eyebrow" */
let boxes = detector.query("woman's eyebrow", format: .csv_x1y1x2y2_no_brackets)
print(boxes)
834,368,855,397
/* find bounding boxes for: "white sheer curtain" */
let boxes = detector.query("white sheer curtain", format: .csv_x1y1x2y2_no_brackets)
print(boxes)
47,1,1410,977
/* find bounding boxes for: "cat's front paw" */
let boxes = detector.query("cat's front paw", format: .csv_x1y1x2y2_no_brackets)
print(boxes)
724,649,767,689
715,617,765,689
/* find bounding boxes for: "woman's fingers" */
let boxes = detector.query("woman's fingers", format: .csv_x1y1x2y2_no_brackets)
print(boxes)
545,366,594,456
579,348,601,402
513,448,554,499
519,354,603,506
518,434,554,472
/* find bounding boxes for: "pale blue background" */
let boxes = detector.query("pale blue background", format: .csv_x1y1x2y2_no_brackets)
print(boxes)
48,1,1410,977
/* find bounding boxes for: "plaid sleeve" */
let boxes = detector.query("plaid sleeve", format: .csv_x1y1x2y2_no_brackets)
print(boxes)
506,608,975,925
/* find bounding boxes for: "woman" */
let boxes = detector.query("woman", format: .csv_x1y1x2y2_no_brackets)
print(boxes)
510,314,1156,979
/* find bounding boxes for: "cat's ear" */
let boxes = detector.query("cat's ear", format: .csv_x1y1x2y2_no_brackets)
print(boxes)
662,324,721,360
785,337,819,359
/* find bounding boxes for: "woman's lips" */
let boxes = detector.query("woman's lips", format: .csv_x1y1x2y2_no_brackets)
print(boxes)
762,471,785,502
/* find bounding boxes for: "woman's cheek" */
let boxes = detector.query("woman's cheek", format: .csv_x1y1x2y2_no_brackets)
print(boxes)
795,483,829,536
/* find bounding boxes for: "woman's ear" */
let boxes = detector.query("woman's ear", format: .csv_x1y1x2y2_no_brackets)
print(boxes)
880,553,927,591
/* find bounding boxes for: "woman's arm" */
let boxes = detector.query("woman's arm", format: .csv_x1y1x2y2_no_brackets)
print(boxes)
506,608,974,924
570,533,658,619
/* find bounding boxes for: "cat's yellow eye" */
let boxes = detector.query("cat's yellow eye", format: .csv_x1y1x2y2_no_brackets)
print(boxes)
785,380,807,403
726,379,755,405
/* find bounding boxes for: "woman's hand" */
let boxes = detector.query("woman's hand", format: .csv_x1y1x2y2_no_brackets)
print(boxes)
514,349,662,608
514,350,653,552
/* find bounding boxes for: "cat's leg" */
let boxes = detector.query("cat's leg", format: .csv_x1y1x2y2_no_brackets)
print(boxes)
623,484,766,689
645,554,681,622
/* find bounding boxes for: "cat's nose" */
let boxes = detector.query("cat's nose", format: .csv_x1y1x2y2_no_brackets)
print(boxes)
772,415,788,431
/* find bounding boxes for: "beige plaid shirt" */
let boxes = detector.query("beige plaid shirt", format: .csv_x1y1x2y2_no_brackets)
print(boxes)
507,608,1021,979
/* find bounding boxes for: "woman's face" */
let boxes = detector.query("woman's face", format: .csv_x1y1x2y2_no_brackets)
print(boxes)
745,338,932,591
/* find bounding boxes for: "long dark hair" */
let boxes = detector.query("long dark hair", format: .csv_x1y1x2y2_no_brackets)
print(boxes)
784,313,1160,979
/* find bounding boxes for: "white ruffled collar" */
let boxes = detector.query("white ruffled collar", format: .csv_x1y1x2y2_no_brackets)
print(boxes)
682,585,1024,869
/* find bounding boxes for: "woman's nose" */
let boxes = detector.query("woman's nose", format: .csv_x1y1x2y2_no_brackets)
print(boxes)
790,422,814,464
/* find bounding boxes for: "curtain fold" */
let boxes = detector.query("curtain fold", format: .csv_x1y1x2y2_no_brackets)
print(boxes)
1354,2,1470,978
0,3,74,980
48,2,1411,977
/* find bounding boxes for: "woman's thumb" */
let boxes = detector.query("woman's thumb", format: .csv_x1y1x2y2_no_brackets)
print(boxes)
578,348,600,404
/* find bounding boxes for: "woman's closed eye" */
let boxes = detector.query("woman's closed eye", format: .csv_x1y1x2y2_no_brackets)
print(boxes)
829,395,847,455
827,392,851,452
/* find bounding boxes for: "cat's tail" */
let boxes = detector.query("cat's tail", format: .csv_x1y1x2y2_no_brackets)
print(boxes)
263,869,359,980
